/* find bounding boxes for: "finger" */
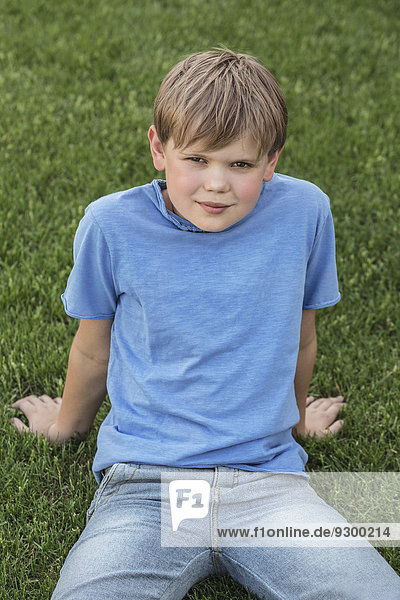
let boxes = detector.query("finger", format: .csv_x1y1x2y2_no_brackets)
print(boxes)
305,396,315,406
312,397,346,410
315,427,334,439
308,398,324,408
39,395,53,403
316,419,345,438
12,396,37,409
322,396,345,404
329,397,345,405
326,403,347,418
10,418,30,434
55,397,62,404
11,397,37,419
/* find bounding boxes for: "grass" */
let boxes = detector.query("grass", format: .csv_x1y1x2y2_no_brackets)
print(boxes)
0,0,399,597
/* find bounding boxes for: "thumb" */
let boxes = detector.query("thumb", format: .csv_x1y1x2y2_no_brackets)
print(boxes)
11,418,30,434
328,419,345,434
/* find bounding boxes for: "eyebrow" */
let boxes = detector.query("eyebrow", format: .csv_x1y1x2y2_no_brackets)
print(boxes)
179,149,260,163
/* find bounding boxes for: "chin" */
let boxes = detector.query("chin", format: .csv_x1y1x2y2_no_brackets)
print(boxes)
200,222,230,233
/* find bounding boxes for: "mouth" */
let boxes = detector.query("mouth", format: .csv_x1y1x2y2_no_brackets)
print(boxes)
197,201,232,214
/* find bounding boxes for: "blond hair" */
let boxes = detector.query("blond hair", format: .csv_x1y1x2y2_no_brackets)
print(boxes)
153,47,287,158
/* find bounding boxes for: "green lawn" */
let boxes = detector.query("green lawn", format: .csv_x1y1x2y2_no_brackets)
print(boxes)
0,0,399,597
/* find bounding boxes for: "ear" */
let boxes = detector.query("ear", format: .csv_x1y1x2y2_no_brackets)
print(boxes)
263,146,284,181
148,125,166,171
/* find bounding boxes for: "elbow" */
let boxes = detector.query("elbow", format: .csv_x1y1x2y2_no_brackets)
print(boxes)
70,337,110,368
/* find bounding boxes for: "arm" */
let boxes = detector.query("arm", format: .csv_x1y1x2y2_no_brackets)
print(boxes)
292,309,346,438
12,318,113,442
292,309,317,437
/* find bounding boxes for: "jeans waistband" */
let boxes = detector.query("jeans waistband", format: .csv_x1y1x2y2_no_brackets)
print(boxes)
102,462,240,477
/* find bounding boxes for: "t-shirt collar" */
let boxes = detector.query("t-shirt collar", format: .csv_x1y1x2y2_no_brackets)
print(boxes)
151,180,205,232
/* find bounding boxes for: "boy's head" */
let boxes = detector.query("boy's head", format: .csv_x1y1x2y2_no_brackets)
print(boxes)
153,47,287,160
149,48,287,232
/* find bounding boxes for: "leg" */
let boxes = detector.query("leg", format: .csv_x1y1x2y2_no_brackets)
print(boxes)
51,464,217,600
216,473,400,599
221,546,400,600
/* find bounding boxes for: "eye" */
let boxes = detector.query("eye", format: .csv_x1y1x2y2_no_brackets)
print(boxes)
232,161,253,168
187,157,206,164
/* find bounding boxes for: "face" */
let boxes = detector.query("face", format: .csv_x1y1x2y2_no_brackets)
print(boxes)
148,125,282,232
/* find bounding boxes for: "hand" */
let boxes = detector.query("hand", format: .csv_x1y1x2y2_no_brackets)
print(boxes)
11,395,71,443
305,395,346,438
296,395,346,438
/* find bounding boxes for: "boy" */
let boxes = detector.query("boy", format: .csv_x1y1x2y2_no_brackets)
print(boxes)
12,48,400,598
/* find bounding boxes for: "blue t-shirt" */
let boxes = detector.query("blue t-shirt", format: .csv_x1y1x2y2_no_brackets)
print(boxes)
61,174,341,483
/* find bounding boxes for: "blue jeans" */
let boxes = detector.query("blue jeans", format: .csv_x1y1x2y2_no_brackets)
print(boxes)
52,463,400,599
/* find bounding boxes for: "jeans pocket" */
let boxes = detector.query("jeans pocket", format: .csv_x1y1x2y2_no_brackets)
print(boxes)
86,463,121,523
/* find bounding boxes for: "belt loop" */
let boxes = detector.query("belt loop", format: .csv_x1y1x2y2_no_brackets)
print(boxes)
232,468,240,488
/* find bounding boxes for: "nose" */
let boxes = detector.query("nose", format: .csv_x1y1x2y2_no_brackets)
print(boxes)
203,167,230,193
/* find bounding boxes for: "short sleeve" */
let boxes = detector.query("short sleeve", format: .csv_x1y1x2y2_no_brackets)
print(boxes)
61,209,118,319
303,207,341,310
